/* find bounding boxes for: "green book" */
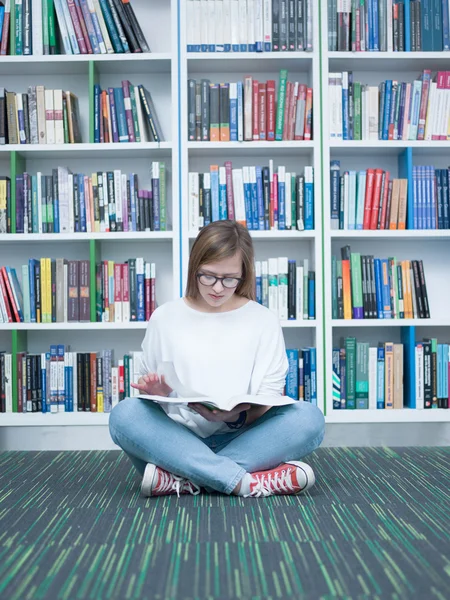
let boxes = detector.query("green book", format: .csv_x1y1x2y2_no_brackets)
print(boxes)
42,0,50,53
345,337,357,409
124,354,130,399
350,253,364,319
159,162,166,231
353,82,361,140
275,69,288,140
63,96,69,143
48,0,57,54
356,342,369,409
14,0,23,55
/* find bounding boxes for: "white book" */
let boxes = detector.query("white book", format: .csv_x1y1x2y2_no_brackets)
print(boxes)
111,366,119,408
232,168,246,224
254,0,263,50
215,0,224,51
187,0,195,50
188,172,199,231
230,0,239,49
102,172,110,232
86,0,106,53
277,257,288,321
368,86,379,140
425,82,437,141
53,90,64,144
114,170,123,230
207,0,215,48
32,0,43,55
268,257,278,315
200,0,209,49
348,171,356,230
58,166,70,233
296,266,304,320
263,0,271,49
285,172,291,229
60,0,80,54
4,354,12,412
386,0,393,52
53,0,72,54
302,259,309,319
368,347,377,410
16,94,25,143
63,263,68,322
415,344,424,409
68,173,74,233
92,0,114,53
134,85,148,142
223,0,232,49
44,89,55,144
239,0,248,48
247,0,255,50
36,85,47,143
355,171,366,229
244,76,253,140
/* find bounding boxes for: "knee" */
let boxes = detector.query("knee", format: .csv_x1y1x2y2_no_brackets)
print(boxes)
286,401,325,444
109,397,140,442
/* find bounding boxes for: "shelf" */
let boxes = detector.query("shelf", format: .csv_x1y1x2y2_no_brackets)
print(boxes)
189,230,315,240
330,230,450,240
187,52,312,73
0,142,172,159
188,141,315,156
328,51,450,72
0,413,110,427
0,232,174,243
329,140,450,151
332,319,450,328
326,409,450,424
0,53,172,75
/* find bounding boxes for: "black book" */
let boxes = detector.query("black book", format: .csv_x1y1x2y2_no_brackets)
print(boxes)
288,0,296,50
201,79,210,141
22,93,30,143
348,72,354,140
396,264,404,318
0,88,7,145
30,355,38,412
0,353,5,412
209,83,220,141
107,0,131,53
337,270,344,319
219,83,230,140
121,0,151,52
195,81,202,141
187,79,196,141
411,260,425,318
198,173,204,227
410,1,416,52
417,259,430,318
77,353,84,411
84,353,91,411
361,255,369,318
288,259,296,319
398,2,405,51
262,167,270,230
36,355,42,412
296,0,304,50
51,259,56,323
279,0,288,50
26,355,34,412
203,175,212,226
72,175,79,233
272,0,280,51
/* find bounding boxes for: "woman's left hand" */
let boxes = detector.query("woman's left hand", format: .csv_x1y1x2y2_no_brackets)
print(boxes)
187,402,251,423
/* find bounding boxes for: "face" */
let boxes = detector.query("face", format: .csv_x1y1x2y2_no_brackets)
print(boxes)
196,252,243,312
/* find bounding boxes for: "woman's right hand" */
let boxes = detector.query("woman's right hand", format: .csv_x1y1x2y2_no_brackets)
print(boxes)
131,373,173,397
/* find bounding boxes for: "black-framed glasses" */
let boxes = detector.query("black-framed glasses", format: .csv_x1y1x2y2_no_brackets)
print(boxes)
196,273,242,289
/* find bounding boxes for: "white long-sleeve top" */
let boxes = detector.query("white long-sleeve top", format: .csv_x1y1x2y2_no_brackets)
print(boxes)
139,298,289,438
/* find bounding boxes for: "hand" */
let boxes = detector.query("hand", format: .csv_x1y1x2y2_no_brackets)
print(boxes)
131,373,173,397
187,402,251,423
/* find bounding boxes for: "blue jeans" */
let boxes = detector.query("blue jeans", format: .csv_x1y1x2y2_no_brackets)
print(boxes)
109,398,325,495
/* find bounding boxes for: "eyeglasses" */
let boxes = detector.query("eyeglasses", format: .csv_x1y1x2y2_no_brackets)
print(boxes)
196,273,242,289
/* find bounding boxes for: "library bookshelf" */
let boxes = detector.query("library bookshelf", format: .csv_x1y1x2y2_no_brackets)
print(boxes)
1,1,449,449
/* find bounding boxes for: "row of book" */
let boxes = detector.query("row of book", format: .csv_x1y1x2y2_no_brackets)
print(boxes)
1,0,149,56
415,339,450,409
330,163,408,230
93,82,164,143
188,162,314,231
329,70,450,141
0,164,168,235
332,340,405,410
0,87,81,145
412,166,450,230
255,257,315,320
186,0,313,53
332,247,430,320
0,257,157,324
187,72,313,142
0,343,317,413
328,0,450,52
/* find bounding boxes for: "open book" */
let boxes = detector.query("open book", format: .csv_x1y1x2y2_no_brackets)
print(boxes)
137,362,297,412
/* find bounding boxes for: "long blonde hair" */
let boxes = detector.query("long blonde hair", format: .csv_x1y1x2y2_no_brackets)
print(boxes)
185,221,256,301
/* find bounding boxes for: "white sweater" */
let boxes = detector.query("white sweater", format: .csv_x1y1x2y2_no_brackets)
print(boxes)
139,298,289,438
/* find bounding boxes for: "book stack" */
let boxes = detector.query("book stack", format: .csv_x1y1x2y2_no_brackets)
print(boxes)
9,164,167,234
332,339,404,410
186,0,313,53
188,71,313,141
415,339,450,409
286,347,317,404
329,70,450,141
330,162,408,230
412,166,450,229
189,162,314,231
95,259,156,323
94,82,164,143
0,87,81,145
332,246,430,320
255,256,315,320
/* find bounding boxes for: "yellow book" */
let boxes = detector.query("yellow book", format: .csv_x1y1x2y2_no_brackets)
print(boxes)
384,342,394,408
40,258,47,323
0,180,6,232
46,258,52,323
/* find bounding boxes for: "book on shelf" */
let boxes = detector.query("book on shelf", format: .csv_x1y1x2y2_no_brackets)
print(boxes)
255,256,315,320
0,257,157,324
332,339,404,410
412,165,450,229
2,163,167,234
329,70,450,142
189,162,314,231
186,0,313,53
0,86,81,145
329,0,450,52
1,0,150,55
188,71,313,142
415,338,450,409
330,162,408,230
285,347,317,403
94,82,164,143
332,246,430,320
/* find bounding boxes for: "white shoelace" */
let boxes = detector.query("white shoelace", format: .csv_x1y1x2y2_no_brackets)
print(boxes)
244,468,298,498
156,470,201,497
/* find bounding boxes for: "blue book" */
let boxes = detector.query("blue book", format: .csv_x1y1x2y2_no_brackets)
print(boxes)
418,165,424,229
97,0,123,53
78,175,87,232
367,0,373,50
308,273,315,319
424,165,431,229
303,349,311,403
243,168,253,229
130,175,137,231
237,81,244,141
250,169,258,230
443,169,450,229
28,259,37,323
332,349,341,409
342,73,349,140
41,355,47,413
434,0,443,50
210,167,220,222
94,84,101,143
57,345,65,411
444,344,449,400
429,166,436,229
443,0,450,49
372,0,379,50
286,349,299,400
413,166,418,229
113,88,129,142
230,86,238,141
256,267,262,303
330,160,340,228
0,8,5,42
218,169,228,220
374,258,384,319
382,80,392,140
381,258,391,319
68,360,73,412
64,359,70,412
256,167,265,230
304,167,314,230
53,182,60,234
310,348,317,406
377,345,385,409
136,262,145,321
278,169,286,230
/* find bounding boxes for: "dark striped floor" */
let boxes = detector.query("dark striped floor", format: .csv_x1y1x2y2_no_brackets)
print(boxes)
0,448,449,599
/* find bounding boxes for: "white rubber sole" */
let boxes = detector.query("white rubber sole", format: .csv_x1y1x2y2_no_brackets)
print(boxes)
285,461,316,493
141,463,158,497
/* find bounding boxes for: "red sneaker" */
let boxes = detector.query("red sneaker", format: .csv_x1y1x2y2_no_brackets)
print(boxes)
245,461,315,497
141,463,201,497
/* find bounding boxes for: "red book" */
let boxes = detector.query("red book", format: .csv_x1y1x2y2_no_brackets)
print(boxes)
225,161,235,220
150,263,156,316
0,267,18,322
273,173,279,229
0,10,10,55
304,88,313,140
114,263,122,322
282,81,292,141
103,261,109,321
72,0,93,53
379,171,390,229
417,70,431,141
288,82,299,140
90,353,97,412
252,80,259,140
121,263,130,322
370,169,384,229
67,0,89,54
258,83,266,140
266,80,276,140
363,169,375,230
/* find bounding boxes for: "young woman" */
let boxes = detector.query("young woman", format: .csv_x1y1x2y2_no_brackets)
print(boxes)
109,220,325,498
